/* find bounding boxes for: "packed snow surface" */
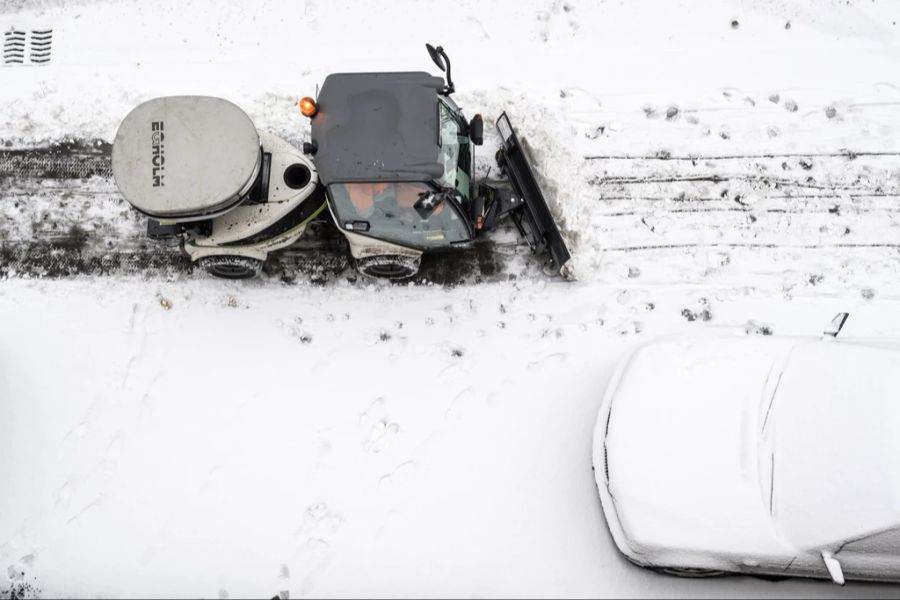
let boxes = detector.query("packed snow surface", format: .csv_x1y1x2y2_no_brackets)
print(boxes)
2,0,900,597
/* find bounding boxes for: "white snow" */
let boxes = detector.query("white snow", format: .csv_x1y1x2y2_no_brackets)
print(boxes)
6,279,900,598
3,0,900,596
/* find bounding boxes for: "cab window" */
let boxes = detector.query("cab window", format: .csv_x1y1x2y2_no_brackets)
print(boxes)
437,102,471,199
328,181,471,249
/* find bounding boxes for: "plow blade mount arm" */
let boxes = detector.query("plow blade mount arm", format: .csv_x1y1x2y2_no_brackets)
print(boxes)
495,112,571,273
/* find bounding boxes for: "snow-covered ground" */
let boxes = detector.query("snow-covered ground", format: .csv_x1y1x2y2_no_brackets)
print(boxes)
2,0,900,597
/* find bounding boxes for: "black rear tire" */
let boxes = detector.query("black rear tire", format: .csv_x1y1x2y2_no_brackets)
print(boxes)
196,255,264,279
354,254,421,280
655,567,727,578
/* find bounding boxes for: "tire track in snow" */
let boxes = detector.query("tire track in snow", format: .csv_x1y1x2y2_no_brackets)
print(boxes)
586,151,900,161
603,241,900,252
4,143,900,292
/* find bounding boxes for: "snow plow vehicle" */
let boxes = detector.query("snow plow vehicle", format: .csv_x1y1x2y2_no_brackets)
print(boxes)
111,44,570,280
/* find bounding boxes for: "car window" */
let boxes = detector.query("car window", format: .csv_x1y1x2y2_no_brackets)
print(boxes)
328,182,471,249
770,342,900,549
840,528,900,555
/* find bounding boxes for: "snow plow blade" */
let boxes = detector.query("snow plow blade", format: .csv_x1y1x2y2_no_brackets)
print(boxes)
495,112,571,273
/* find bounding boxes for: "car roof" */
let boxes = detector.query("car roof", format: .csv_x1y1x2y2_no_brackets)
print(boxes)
772,341,900,548
311,71,446,186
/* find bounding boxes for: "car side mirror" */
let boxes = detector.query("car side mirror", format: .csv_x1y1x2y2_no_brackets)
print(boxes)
469,114,484,146
821,551,845,586
822,312,849,340
413,191,446,220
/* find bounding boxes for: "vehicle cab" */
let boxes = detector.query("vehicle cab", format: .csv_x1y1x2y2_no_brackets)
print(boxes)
307,71,479,277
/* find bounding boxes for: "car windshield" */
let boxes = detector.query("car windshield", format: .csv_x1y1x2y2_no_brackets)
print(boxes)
437,102,471,199
768,342,900,549
328,181,471,249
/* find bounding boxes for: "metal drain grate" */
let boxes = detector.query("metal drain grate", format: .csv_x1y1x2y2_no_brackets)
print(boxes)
3,28,52,65
3,29,26,64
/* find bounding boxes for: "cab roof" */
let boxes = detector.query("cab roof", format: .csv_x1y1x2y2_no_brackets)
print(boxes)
310,72,446,185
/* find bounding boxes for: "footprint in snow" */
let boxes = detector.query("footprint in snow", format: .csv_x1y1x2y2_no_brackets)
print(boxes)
445,387,476,420
359,397,385,424
642,106,659,119
745,320,773,336
364,419,400,453
295,502,343,548
681,307,712,322
360,398,399,453
303,0,319,30
616,290,655,314
378,461,417,490
527,352,568,369
616,321,644,335
94,432,122,468
631,302,655,314
681,297,713,322
465,15,491,40
54,482,73,511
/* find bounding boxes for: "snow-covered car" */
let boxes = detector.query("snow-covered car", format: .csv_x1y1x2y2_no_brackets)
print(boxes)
592,314,900,585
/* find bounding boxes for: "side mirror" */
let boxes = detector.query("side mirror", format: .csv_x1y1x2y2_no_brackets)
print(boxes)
821,551,845,586
822,312,849,340
425,43,455,95
469,114,484,146
413,191,446,220
425,43,445,72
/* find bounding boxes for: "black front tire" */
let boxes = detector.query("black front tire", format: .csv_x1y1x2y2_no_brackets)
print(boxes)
354,254,421,280
196,255,264,279
655,567,727,578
